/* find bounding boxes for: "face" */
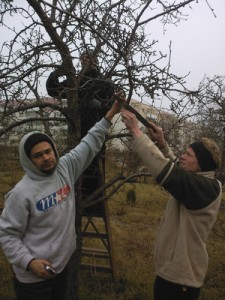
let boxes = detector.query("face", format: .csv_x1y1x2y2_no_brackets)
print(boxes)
30,142,57,174
80,53,95,68
179,147,201,172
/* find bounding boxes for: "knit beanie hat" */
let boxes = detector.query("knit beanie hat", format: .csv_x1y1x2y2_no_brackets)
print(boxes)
24,133,55,158
189,141,217,172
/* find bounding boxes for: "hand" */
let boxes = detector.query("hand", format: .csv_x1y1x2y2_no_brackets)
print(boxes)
147,122,166,149
105,91,125,122
121,109,143,138
28,258,57,278
105,100,121,121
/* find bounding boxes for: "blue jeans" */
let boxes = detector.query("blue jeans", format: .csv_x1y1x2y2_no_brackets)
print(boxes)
154,276,201,300
13,266,68,300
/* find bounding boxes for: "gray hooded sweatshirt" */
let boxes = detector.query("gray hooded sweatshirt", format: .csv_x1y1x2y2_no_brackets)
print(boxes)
0,118,111,283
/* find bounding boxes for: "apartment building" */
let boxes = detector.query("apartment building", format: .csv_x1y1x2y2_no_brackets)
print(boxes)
0,97,196,155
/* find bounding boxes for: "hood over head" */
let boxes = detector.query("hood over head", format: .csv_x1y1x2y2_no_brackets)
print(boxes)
19,131,59,178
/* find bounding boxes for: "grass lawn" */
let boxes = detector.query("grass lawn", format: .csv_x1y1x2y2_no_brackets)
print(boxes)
0,159,225,299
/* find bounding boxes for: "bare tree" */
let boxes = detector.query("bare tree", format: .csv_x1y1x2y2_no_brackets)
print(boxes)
194,76,225,140
0,0,214,298
192,76,225,180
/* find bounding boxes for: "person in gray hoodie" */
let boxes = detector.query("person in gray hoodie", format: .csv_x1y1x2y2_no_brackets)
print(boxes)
121,108,222,300
0,100,120,300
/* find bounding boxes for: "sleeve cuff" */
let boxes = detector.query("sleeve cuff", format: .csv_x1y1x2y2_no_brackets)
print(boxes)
104,117,113,125
20,254,35,271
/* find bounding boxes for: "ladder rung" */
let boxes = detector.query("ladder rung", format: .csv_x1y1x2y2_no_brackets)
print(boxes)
81,232,107,239
81,263,112,273
82,247,110,259
82,247,108,254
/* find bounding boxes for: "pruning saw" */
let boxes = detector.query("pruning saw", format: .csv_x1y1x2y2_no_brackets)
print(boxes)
113,94,154,129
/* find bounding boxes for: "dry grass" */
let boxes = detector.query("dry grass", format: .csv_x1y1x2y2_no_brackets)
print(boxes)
0,159,225,300
78,165,225,300
0,159,23,209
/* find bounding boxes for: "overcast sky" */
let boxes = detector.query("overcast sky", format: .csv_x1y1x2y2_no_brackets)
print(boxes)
2,0,225,100
149,0,225,91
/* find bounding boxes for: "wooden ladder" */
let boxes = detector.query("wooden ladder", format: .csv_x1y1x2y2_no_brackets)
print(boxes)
80,156,115,280
80,203,115,279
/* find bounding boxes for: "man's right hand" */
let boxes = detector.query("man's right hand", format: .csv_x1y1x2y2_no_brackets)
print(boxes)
28,258,57,278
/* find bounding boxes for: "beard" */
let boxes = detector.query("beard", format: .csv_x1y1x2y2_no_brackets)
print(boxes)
40,161,57,174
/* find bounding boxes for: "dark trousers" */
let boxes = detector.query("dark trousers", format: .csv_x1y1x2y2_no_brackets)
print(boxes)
13,266,68,300
154,276,201,300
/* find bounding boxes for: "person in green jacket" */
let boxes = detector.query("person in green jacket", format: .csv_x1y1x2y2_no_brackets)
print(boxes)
121,108,221,300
